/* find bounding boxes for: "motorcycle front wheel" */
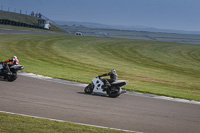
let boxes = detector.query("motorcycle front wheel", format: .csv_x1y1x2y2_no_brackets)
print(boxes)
84,83,93,94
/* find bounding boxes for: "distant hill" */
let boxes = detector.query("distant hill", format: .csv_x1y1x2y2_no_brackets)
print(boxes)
55,20,200,35
56,21,200,44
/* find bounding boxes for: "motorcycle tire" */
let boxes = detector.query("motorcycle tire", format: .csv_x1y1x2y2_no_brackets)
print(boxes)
7,72,18,82
107,87,121,98
84,83,93,94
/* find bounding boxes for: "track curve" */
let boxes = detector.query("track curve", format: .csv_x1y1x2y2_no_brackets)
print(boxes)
0,28,66,35
0,75,200,133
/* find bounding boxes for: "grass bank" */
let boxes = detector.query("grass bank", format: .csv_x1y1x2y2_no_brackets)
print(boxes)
0,112,129,133
0,34,200,101
0,10,65,33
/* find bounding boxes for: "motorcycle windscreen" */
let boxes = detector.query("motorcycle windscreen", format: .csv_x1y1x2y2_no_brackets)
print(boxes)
10,65,24,70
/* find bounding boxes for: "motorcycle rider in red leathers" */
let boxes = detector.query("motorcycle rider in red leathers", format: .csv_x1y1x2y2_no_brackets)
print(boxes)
0,56,19,75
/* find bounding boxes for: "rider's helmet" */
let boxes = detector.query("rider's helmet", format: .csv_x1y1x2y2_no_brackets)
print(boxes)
111,69,116,74
11,56,19,65
11,56,17,60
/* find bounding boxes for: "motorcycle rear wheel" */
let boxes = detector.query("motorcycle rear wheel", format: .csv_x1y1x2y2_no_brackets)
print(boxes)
7,72,18,82
107,87,121,98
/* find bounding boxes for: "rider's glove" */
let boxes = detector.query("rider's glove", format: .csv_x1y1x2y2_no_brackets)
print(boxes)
0,61,3,64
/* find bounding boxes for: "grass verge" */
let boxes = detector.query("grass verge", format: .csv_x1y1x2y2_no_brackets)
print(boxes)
0,112,130,133
0,34,200,101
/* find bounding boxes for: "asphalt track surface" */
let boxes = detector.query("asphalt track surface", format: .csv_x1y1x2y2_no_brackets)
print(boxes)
0,75,200,133
0,28,66,35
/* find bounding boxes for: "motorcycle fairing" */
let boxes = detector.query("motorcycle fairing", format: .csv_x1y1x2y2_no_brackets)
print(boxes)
92,77,107,94
0,64,3,69
10,65,24,70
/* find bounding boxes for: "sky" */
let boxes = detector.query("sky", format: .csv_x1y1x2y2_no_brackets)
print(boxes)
0,0,200,31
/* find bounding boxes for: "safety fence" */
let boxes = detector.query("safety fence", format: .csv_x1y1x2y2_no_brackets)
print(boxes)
0,19,49,30
0,19,38,28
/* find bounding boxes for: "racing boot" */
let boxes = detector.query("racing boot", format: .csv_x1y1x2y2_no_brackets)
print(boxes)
103,81,111,91
102,84,109,91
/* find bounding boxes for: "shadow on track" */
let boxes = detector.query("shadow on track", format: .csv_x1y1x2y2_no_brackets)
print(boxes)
77,92,111,98
0,77,6,82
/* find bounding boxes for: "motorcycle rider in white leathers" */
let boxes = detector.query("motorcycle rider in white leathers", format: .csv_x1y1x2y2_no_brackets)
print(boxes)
98,69,118,91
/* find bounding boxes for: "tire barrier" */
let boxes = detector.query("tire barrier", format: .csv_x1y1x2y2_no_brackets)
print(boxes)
0,19,43,29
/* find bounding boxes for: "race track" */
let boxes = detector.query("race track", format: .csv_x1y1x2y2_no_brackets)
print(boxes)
0,75,200,133
0,28,66,35
0,28,200,132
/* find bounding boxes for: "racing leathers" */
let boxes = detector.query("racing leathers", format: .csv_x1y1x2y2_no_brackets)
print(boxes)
0,57,19,75
2,58,19,65
98,70,118,90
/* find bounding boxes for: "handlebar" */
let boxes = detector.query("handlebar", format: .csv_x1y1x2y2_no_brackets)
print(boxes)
96,76,101,79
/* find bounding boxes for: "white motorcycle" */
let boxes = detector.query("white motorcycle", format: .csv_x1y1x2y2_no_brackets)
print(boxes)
84,76,128,98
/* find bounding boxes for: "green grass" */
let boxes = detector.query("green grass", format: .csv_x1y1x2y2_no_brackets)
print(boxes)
0,10,40,25
0,34,200,101
0,112,129,133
